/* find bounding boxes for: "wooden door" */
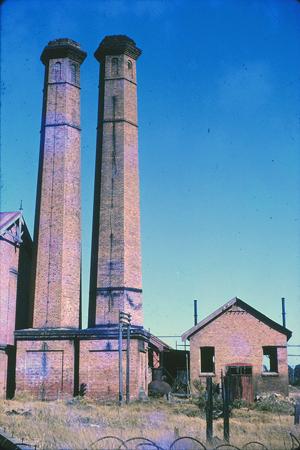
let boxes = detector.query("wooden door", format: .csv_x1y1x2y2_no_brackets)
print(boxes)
226,365,253,403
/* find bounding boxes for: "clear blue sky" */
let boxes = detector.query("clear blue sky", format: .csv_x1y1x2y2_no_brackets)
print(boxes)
1,0,300,363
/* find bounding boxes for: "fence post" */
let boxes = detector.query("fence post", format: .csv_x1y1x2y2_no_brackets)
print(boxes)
295,399,300,425
222,371,230,442
206,376,213,444
126,316,131,404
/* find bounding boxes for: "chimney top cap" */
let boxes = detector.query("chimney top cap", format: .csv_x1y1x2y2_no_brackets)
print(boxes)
41,38,86,65
95,35,142,62
47,38,81,48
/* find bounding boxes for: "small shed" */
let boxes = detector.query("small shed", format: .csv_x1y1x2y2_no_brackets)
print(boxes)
182,297,292,400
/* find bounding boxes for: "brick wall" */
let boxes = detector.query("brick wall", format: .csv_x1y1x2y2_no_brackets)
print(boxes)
33,40,85,329
189,306,289,396
89,37,143,327
79,337,148,401
0,226,19,346
0,350,8,399
15,339,75,400
0,218,32,399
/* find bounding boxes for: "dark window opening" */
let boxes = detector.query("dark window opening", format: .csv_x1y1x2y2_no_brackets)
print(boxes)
262,346,278,372
148,349,154,368
112,57,119,76
200,347,215,373
71,63,77,83
138,340,145,352
53,62,61,81
128,60,133,77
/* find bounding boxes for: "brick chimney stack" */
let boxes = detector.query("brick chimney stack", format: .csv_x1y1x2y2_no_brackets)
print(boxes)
33,38,86,328
89,35,143,327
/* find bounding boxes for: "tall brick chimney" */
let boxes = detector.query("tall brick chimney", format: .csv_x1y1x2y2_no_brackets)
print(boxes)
33,38,86,328
89,35,143,327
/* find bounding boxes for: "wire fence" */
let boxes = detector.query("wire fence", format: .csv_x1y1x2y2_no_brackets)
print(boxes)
1,428,300,450
88,433,300,450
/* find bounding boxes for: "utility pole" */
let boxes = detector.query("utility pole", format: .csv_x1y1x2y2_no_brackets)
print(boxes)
118,314,123,405
119,311,131,406
126,314,132,404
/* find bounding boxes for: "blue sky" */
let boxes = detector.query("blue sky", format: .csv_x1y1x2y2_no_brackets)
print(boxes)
1,0,300,362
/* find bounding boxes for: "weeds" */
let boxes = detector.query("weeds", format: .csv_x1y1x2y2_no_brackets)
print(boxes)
0,397,299,450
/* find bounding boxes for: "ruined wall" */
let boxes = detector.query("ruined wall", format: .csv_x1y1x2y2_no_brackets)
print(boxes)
189,307,289,396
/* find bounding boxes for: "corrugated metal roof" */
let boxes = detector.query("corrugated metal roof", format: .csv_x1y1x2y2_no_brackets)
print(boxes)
0,211,22,236
181,296,292,341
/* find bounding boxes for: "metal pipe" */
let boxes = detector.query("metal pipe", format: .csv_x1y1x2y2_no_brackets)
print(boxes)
118,318,123,405
194,299,198,326
281,297,286,328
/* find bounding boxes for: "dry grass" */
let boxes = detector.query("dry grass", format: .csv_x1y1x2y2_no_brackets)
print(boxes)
0,396,299,449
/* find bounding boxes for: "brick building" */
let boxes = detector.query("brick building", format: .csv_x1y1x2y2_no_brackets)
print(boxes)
0,211,32,399
182,297,292,400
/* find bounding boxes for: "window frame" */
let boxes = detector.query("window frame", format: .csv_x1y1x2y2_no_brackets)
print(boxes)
200,346,215,374
262,346,279,374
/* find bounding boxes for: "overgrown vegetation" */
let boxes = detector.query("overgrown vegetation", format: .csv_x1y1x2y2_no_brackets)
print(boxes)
0,396,299,450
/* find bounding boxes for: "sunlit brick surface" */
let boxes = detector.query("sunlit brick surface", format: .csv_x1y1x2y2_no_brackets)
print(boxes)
89,37,143,327
79,337,148,401
16,339,75,400
0,225,19,346
15,39,86,401
33,40,86,328
0,351,8,399
189,305,289,396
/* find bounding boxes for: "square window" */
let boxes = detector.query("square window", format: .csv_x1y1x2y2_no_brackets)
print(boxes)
262,346,278,373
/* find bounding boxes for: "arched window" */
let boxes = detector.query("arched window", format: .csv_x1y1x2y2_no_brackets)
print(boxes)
127,60,133,78
70,63,77,83
111,57,119,76
53,62,61,81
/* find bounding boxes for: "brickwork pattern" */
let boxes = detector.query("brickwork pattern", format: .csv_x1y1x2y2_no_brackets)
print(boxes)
90,39,143,327
33,43,85,329
189,306,289,396
0,226,19,346
0,351,8,399
15,339,75,400
79,337,148,400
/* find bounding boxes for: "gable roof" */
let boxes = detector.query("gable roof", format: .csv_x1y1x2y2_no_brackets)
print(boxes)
181,297,292,341
0,211,22,236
